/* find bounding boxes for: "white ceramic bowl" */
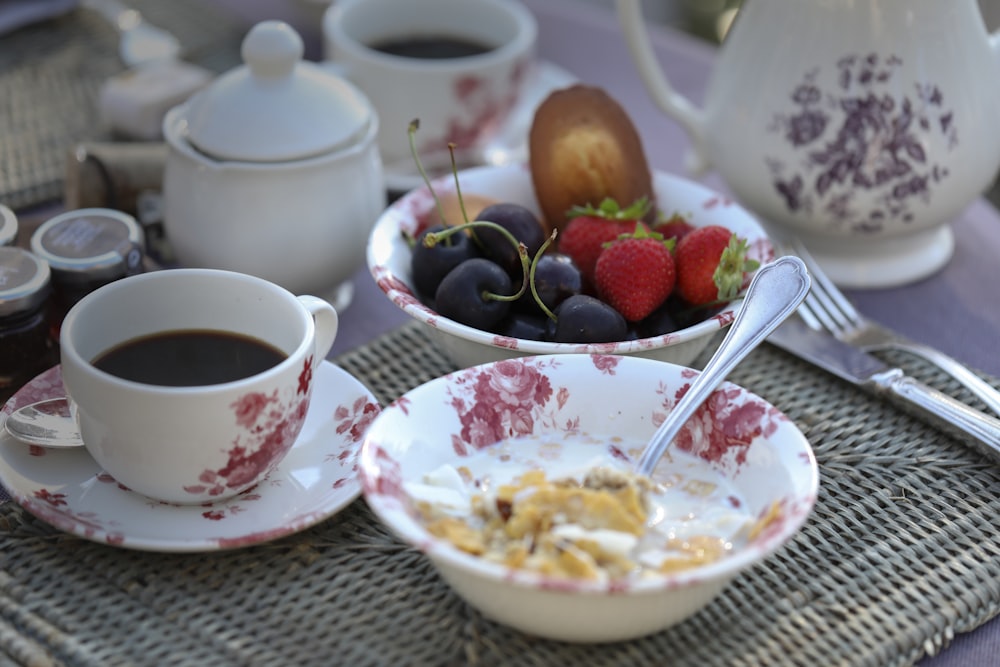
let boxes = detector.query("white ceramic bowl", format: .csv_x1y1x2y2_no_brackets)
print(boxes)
366,164,774,369
359,354,818,642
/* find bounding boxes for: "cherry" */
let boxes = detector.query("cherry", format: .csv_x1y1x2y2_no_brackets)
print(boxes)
516,252,582,316
666,294,723,330
474,203,546,279
635,299,681,338
495,312,549,340
410,224,481,297
547,294,627,343
435,258,515,331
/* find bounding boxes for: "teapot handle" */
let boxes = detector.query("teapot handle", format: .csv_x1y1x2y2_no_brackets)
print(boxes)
615,0,710,175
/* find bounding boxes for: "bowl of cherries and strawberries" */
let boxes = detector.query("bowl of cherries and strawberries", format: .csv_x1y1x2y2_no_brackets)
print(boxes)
366,162,774,370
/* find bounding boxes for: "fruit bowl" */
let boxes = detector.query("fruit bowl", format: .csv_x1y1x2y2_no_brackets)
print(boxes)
366,164,773,369
358,354,819,642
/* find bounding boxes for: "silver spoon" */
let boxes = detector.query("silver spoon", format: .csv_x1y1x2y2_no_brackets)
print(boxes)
3,398,83,448
634,255,812,477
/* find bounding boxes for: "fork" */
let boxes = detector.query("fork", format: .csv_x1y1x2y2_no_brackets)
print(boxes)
777,238,1000,417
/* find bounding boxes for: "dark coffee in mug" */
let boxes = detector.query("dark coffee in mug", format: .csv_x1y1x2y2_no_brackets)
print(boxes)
369,35,493,59
93,329,286,386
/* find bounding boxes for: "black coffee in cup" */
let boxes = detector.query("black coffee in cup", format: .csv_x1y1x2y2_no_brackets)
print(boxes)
93,329,286,386
369,35,493,59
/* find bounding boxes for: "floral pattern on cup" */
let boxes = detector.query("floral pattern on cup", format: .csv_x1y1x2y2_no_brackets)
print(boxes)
767,53,955,233
183,357,314,498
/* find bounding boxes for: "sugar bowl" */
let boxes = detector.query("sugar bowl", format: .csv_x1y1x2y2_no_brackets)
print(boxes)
161,20,385,309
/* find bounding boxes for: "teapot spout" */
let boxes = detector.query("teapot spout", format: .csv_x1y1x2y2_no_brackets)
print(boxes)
616,0,709,175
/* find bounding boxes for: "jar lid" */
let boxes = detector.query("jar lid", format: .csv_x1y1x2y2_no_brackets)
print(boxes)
30,208,144,285
183,20,373,162
0,204,17,247
0,247,51,317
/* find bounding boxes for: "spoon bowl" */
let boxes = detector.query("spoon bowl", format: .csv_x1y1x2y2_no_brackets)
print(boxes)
3,397,83,448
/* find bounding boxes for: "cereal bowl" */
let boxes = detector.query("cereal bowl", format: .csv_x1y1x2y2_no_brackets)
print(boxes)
359,353,818,642
366,164,774,370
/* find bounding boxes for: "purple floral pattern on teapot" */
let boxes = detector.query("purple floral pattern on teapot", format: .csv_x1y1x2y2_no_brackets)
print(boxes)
766,53,956,234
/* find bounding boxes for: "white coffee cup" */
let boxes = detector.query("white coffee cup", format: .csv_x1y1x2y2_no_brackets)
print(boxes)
59,269,339,505
322,0,537,169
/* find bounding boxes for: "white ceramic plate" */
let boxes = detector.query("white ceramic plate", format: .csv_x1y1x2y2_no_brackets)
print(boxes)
382,59,578,193
0,362,380,552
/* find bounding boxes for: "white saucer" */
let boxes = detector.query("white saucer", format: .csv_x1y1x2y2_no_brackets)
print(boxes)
0,361,380,552
383,59,578,193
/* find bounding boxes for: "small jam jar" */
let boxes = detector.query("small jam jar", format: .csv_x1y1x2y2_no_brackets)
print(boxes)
30,208,145,323
0,205,17,247
0,247,56,402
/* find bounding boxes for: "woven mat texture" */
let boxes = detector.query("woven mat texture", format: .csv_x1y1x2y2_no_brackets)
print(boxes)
0,321,998,666
0,0,243,211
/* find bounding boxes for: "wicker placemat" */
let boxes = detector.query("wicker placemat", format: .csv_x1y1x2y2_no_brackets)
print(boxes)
0,0,243,211
0,321,999,667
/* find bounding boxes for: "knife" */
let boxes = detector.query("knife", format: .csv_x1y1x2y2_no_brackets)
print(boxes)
768,318,1000,462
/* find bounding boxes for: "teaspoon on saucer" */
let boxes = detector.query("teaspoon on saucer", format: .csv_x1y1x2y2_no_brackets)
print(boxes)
4,398,84,448
633,255,812,477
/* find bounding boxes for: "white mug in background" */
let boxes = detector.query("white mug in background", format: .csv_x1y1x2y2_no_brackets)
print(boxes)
59,269,339,505
322,0,537,173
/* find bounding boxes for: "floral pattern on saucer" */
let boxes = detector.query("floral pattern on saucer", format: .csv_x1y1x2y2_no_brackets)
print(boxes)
0,362,380,552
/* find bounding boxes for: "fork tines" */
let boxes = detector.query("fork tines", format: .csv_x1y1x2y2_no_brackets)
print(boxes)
777,239,860,338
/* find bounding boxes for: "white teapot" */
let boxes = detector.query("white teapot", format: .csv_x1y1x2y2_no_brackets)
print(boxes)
162,20,385,309
617,0,1000,288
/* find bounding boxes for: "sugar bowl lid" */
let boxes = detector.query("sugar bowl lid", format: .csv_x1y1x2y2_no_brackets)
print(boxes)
183,20,373,162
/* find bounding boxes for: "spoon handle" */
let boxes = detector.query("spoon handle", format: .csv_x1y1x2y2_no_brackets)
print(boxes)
634,255,811,476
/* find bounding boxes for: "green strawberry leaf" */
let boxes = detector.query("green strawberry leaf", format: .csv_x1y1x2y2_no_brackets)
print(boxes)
566,196,652,221
600,222,676,250
713,235,760,301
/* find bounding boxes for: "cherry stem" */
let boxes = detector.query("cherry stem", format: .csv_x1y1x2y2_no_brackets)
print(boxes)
529,230,559,322
408,119,458,247
424,221,531,301
448,143,472,225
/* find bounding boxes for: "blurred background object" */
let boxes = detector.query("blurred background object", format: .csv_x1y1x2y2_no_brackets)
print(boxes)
0,0,78,35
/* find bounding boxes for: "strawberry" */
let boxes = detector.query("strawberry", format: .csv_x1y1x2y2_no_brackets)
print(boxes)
593,223,676,322
674,225,760,306
558,197,650,286
654,212,696,243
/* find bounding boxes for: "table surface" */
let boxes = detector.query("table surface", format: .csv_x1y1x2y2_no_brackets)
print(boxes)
6,0,1000,664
